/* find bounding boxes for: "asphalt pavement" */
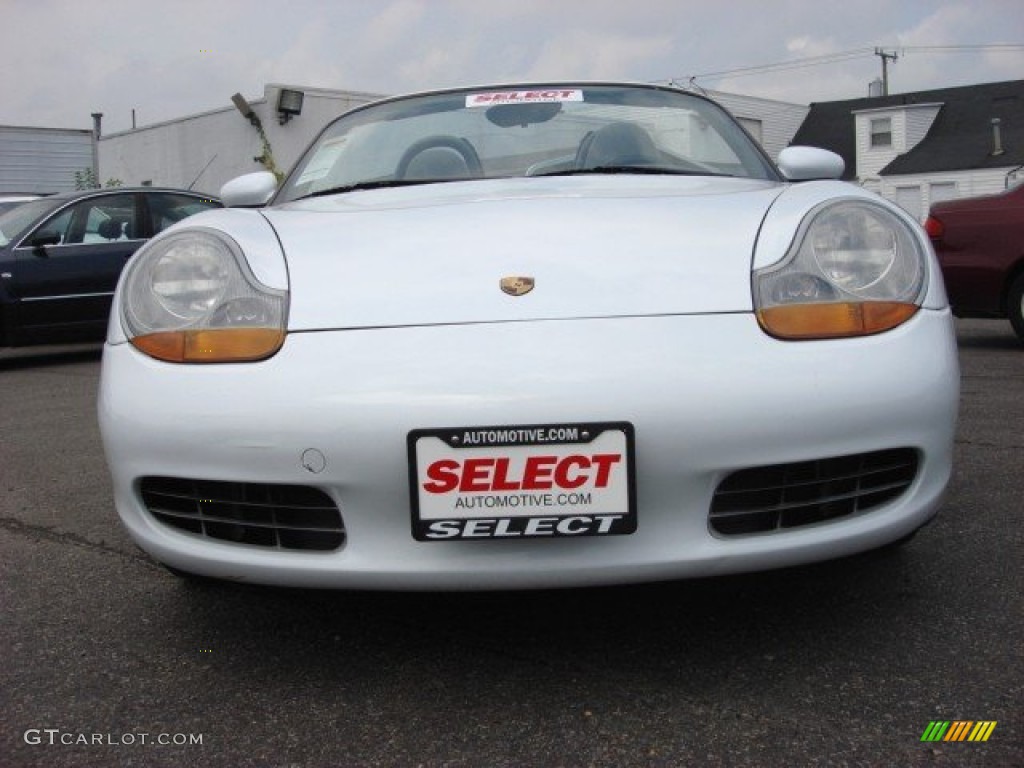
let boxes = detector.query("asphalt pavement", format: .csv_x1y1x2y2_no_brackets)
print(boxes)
1,321,1021,767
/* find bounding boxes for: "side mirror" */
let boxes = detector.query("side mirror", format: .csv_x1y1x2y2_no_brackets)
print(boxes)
220,172,278,208
31,230,61,255
777,146,845,181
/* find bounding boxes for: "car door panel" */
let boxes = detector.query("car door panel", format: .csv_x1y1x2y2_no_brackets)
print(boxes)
7,193,143,343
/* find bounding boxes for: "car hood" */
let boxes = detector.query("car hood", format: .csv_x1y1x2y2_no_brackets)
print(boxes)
262,176,786,331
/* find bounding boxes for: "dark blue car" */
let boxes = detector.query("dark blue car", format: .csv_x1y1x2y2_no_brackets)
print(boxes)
0,188,220,346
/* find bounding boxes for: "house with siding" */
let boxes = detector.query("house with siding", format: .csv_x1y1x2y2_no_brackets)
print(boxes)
704,89,809,162
791,80,1024,221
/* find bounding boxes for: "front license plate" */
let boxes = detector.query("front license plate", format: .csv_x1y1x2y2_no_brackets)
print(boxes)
408,422,636,541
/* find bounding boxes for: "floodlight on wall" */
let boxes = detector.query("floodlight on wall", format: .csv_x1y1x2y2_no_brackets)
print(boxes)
231,92,261,127
277,88,304,124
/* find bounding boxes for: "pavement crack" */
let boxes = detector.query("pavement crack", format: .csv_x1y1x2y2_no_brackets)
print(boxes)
954,438,1024,450
0,516,156,568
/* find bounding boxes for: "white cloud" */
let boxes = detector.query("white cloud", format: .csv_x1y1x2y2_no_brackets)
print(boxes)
358,0,428,56
785,35,843,58
525,30,673,81
396,40,480,90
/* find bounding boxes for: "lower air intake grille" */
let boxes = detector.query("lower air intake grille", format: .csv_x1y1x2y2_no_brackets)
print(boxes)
710,448,918,536
140,477,344,551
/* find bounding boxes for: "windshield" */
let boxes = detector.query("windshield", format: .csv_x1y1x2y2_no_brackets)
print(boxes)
277,84,779,203
0,197,63,247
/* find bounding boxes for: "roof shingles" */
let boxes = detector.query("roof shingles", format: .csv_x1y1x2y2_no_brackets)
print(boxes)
790,80,1024,180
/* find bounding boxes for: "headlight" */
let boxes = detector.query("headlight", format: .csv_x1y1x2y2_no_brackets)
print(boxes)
121,228,288,362
754,200,926,339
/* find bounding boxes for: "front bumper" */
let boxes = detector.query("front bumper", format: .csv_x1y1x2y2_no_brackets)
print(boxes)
98,310,959,589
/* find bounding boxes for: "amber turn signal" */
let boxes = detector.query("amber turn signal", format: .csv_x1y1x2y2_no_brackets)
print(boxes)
757,302,919,340
131,328,285,363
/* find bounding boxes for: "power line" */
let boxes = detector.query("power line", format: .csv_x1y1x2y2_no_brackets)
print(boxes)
902,44,1024,52
679,43,1024,83
684,49,873,81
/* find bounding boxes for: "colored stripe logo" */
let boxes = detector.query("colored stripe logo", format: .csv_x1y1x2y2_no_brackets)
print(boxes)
921,721,997,742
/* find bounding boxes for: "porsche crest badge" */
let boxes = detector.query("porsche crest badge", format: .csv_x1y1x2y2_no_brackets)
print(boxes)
500,276,535,297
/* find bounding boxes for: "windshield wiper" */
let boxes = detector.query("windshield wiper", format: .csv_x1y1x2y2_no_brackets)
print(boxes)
296,167,737,199
298,179,443,199
534,166,736,178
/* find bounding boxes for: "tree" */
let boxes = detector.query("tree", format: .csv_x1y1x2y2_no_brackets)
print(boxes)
74,168,124,189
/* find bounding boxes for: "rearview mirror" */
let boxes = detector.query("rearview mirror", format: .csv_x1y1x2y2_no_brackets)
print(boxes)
486,102,562,128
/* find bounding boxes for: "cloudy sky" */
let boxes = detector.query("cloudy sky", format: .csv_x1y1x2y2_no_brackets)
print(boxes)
2,0,1021,134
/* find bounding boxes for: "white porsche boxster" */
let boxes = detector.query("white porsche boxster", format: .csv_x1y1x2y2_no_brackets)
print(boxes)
98,83,960,589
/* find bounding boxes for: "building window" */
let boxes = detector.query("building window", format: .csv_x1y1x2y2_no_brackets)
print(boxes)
870,118,892,148
894,186,922,222
929,182,957,206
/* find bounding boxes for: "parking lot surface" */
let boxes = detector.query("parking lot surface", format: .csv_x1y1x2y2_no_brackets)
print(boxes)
1,321,1021,767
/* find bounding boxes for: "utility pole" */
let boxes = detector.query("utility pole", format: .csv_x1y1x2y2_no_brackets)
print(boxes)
874,48,899,96
91,113,103,186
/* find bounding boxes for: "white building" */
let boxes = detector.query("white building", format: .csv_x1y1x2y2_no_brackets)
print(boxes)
0,125,94,194
704,88,809,162
98,84,384,196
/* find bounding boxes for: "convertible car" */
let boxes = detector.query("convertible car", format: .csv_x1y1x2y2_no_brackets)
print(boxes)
98,83,959,589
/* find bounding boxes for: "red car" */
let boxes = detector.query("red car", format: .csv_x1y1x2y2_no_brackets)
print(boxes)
926,183,1024,343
